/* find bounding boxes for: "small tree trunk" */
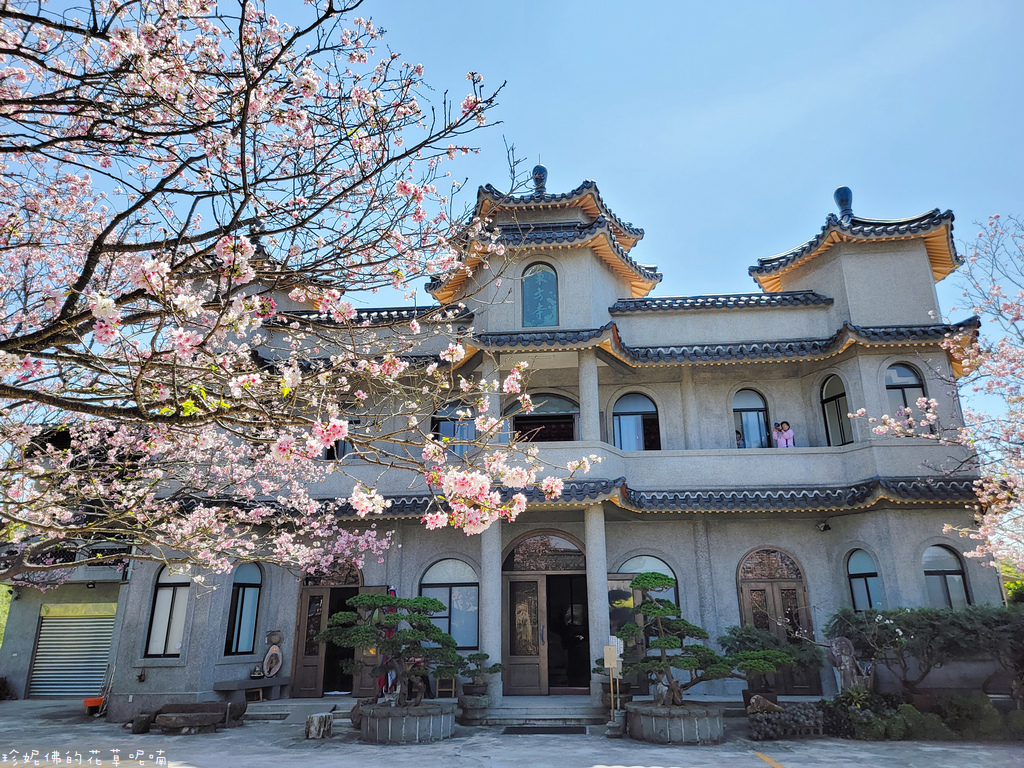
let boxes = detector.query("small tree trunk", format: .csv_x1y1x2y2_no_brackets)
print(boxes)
305,713,333,740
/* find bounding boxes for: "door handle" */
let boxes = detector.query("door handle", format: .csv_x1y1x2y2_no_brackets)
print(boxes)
540,624,545,644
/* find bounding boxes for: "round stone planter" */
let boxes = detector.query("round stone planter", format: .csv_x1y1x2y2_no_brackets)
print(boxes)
359,703,457,744
624,702,725,745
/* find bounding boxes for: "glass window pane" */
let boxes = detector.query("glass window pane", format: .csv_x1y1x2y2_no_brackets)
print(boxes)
740,410,768,449
422,559,477,584
613,414,643,451
420,586,450,613
166,585,189,654
509,580,539,656
148,588,173,655
822,375,845,400
825,400,844,446
507,535,585,571
925,574,950,607
866,576,886,609
946,575,969,609
836,394,852,443
733,389,766,409
607,578,634,637
613,394,657,414
234,563,261,584
523,264,558,327
922,545,961,570
887,389,907,415
885,364,922,387
235,586,259,653
850,578,870,611
619,555,673,576
847,550,877,576
530,395,577,414
450,585,478,648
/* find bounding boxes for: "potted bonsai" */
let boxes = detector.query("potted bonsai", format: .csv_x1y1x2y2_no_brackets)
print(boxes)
615,572,793,744
461,652,502,696
318,592,464,743
718,625,825,708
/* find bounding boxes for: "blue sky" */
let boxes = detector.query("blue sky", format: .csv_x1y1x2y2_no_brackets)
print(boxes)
374,0,1023,315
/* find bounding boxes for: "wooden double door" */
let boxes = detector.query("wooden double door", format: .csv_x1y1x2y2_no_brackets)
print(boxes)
502,572,590,695
293,584,385,698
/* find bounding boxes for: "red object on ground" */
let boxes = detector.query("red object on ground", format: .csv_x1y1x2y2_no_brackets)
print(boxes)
83,697,103,710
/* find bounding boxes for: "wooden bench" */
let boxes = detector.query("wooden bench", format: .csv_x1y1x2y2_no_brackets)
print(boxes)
212,676,290,702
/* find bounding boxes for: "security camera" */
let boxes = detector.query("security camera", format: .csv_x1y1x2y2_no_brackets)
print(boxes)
816,522,831,532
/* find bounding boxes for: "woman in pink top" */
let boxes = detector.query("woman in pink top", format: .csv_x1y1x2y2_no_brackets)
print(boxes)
773,421,795,447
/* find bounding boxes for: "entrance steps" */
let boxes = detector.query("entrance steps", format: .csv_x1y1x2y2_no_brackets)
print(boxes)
480,696,607,727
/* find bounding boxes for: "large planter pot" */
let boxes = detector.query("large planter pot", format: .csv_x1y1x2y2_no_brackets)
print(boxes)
624,702,725,745
462,682,488,696
359,703,456,744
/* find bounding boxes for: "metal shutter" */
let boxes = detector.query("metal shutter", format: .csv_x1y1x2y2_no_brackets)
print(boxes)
28,616,115,697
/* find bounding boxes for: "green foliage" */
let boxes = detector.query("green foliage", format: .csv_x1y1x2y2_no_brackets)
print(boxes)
1006,709,1024,740
897,703,957,741
0,586,10,648
839,686,871,709
934,693,1003,738
317,592,462,707
849,709,887,741
1006,580,1024,604
614,573,792,706
819,691,906,739
463,652,502,683
718,625,825,674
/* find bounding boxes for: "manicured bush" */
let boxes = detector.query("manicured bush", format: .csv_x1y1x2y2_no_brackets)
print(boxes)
819,697,854,739
849,709,886,741
883,712,908,740
897,703,957,741
935,692,1003,738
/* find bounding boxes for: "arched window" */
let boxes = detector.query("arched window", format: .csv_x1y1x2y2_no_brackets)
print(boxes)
821,375,854,446
419,559,479,649
431,403,476,457
847,550,886,611
522,263,558,328
885,364,926,416
503,534,585,571
612,394,661,451
923,545,970,609
146,566,191,658
225,563,262,655
618,555,677,606
512,394,577,443
733,389,770,449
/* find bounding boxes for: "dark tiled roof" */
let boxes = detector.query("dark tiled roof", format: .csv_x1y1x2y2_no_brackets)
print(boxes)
279,306,473,327
618,317,979,365
610,291,833,313
749,209,958,279
477,181,644,241
476,323,613,349
627,476,977,512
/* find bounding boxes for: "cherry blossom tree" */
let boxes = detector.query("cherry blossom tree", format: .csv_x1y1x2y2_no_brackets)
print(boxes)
0,0,586,583
860,215,1024,572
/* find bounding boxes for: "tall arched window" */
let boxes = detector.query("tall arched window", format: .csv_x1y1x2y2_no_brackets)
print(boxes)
733,389,770,449
847,550,886,611
522,263,558,328
612,394,661,451
821,375,854,446
885,364,926,416
618,555,677,606
431,403,476,457
146,566,191,658
419,559,479,649
225,563,262,655
923,545,970,609
512,394,577,442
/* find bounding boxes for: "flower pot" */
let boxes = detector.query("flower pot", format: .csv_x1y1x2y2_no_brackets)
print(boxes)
359,703,456,744
462,682,488,696
742,689,777,708
624,702,725,745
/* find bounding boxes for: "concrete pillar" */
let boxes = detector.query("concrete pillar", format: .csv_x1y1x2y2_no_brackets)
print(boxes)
584,503,610,704
693,517,720,639
578,348,600,442
479,518,504,705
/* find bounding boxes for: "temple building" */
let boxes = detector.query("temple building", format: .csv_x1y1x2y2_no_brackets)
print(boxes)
0,170,1001,720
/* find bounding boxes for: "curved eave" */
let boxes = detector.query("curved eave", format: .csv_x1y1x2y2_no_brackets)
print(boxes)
476,182,644,250
750,211,958,292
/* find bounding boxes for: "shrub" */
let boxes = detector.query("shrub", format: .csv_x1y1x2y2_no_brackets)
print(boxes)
935,693,1003,738
718,625,824,690
1005,580,1024,605
898,703,958,741
819,697,855,739
1006,709,1024,740
849,709,886,741
883,713,908,740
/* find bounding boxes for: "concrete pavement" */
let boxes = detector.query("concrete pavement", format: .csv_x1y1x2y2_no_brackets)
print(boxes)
2,700,1022,768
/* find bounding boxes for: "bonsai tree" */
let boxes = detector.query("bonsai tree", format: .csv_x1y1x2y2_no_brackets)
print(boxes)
318,593,463,707
718,625,825,691
617,572,793,706
463,652,503,686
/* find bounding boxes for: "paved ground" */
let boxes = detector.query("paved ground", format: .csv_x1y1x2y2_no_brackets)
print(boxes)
2,701,1022,768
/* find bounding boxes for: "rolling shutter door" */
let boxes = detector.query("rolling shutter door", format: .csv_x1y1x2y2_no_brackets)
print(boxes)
28,606,116,698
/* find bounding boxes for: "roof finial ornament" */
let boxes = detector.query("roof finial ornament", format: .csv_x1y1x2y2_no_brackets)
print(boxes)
532,164,548,195
834,186,853,221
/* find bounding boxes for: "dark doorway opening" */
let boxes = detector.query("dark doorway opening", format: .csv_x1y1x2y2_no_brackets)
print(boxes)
546,574,589,693
323,586,358,694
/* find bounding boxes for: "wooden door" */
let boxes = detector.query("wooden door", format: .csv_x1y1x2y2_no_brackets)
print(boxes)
293,586,329,697
502,574,547,695
739,580,820,695
352,585,387,697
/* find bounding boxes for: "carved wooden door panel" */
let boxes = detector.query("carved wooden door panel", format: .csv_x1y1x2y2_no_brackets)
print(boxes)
293,587,329,697
502,574,547,695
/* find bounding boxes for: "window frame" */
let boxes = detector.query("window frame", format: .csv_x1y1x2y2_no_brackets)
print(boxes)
922,545,971,609
885,364,927,415
611,394,661,451
224,564,262,656
821,375,854,447
145,567,191,659
846,549,885,612
431,405,476,457
733,388,771,449
418,571,480,651
521,262,559,328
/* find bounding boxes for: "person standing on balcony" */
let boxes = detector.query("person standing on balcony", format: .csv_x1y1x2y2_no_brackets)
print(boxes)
773,421,795,447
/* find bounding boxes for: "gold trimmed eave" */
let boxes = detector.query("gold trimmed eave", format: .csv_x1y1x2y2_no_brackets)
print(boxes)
749,210,959,292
